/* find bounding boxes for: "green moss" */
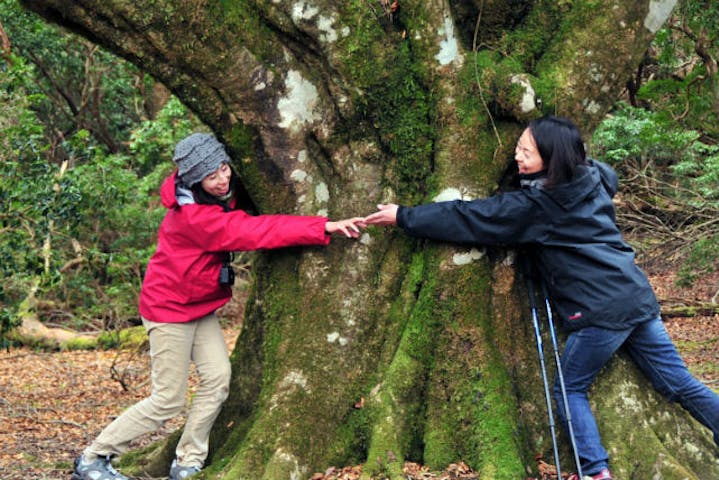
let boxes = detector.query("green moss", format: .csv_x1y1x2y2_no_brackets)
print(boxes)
532,1,626,114
449,1,596,136
202,253,307,478
422,261,524,478
362,250,441,478
211,250,349,478
64,336,98,350
467,360,525,478
223,122,277,210
354,45,436,202
327,405,372,467
260,253,305,379
118,435,179,478
335,2,419,88
451,59,526,186
359,248,525,479
574,355,719,479
334,5,436,204
51,325,147,351
118,325,148,348
93,325,147,350
204,2,283,69
501,1,569,68
472,1,582,115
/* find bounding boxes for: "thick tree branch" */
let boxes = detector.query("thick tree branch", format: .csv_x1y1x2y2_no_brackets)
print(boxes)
0,18,12,65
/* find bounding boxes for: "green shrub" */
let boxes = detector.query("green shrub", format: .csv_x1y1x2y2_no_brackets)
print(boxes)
592,105,719,287
592,104,719,207
0,41,203,341
592,104,700,169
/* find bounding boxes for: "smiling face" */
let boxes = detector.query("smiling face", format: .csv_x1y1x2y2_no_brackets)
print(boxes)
200,162,232,197
515,128,545,175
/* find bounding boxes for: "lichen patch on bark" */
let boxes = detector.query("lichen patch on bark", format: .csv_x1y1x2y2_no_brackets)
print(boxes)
644,0,678,33
435,14,462,66
278,70,321,132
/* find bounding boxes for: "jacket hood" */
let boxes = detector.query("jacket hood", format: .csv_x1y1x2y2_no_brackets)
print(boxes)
542,159,617,211
160,171,195,208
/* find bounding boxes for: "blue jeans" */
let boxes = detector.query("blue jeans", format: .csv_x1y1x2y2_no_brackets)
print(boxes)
553,317,719,474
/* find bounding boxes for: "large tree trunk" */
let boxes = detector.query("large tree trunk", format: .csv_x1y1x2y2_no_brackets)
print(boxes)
21,1,718,479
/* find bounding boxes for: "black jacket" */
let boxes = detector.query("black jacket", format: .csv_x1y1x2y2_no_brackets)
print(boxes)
396,159,660,331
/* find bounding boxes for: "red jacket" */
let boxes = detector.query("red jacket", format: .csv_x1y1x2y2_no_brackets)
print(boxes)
139,172,330,323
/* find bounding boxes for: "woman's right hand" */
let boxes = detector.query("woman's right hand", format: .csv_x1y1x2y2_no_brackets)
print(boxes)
363,204,398,226
325,217,365,238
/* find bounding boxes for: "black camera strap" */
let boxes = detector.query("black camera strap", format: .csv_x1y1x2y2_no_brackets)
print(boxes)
220,201,235,285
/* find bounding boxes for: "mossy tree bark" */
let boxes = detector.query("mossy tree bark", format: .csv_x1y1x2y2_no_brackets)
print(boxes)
21,1,719,479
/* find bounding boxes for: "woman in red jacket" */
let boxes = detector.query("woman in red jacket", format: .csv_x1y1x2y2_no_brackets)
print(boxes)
73,133,364,480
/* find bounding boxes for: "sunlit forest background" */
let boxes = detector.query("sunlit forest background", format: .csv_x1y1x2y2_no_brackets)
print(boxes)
1,0,718,345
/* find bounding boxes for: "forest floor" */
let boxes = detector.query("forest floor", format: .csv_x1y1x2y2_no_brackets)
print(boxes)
1,258,717,480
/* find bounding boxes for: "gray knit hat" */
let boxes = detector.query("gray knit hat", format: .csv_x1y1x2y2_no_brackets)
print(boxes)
173,133,231,186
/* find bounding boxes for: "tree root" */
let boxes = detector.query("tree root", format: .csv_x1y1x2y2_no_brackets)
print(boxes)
660,301,719,318
10,314,97,350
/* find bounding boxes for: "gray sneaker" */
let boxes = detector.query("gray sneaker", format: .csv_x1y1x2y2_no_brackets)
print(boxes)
169,459,201,480
72,454,130,480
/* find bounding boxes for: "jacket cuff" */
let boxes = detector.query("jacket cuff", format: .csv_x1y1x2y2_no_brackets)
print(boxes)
320,218,331,244
396,205,408,229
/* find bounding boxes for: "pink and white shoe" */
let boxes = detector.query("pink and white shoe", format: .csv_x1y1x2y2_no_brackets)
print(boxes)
567,467,613,480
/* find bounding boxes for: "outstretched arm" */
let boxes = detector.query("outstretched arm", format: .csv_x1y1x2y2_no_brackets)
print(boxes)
363,195,540,246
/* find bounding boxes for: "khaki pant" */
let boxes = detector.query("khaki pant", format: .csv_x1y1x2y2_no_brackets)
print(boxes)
85,313,231,468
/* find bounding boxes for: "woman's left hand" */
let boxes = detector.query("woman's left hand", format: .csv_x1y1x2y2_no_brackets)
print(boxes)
325,217,366,238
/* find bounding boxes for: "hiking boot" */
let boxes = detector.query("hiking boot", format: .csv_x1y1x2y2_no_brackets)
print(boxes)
72,454,130,480
169,459,202,480
567,467,613,480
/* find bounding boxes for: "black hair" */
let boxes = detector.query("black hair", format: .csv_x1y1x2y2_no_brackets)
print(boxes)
191,165,256,213
528,115,587,188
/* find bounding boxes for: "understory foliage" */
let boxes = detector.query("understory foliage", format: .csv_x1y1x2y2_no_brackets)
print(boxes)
590,0,719,285
593,103,719,207
0,1,204,343
592,105,719,284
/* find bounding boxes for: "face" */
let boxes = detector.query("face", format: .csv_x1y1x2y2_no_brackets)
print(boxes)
515,128,544,174
200,163,232,197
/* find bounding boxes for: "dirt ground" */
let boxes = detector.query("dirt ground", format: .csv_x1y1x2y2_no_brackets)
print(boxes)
1,271,717,480
0,320,242,480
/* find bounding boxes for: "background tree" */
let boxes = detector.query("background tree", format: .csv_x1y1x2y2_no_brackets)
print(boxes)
0,0,205,342
0,0,176,157
14,1,719,479
591,0,719,290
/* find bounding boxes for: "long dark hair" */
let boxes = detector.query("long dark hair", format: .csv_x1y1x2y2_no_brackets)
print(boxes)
191,165,256,213
528,116,587,188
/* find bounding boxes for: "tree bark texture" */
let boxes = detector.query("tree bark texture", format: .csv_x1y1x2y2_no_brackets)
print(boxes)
21,1,719,479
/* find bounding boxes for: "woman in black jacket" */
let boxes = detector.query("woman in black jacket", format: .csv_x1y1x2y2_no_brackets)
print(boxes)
363,115,719,480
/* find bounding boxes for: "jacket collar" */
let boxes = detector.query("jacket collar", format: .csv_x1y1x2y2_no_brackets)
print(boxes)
519,170,548,189
175,180,195,206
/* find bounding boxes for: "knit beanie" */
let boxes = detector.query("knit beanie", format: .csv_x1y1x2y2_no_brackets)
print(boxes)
173,133,231,186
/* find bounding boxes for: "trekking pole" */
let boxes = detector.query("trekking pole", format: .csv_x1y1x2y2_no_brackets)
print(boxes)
539,278,583,479
521,256,562,479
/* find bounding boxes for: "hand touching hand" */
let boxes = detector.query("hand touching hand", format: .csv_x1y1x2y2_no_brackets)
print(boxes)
325,217,366,238
363,204,398,226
